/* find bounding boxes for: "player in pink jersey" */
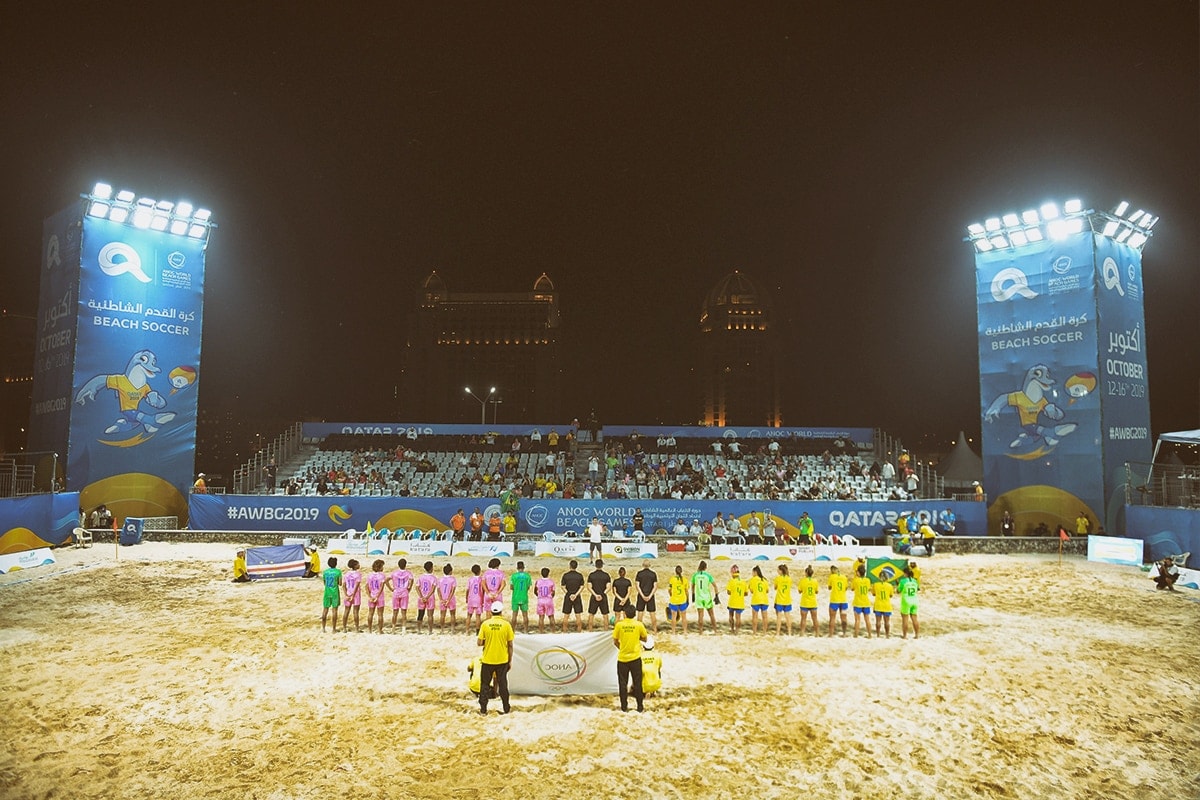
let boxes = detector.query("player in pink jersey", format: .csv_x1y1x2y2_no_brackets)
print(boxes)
534,567,557,632
482,557,506,609
415,561,438,634
341,559,363,633
386,558,413,633
465,563,485,633
365,559,388,634
437,563,459,633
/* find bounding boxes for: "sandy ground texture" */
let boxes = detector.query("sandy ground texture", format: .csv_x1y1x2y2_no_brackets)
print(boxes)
1,542,1198,800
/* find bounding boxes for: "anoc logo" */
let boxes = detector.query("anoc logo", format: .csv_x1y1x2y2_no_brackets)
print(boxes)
1051,256,1072,275
991,268,1037,302
524,505,549,528
533,647,588,685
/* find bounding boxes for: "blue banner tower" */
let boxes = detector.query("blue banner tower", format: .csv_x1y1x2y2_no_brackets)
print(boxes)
967,199,1156,536
26,184,214,534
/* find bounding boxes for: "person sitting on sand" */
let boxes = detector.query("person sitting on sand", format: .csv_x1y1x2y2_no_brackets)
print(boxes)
1154,558,1179,591
232,550,250,583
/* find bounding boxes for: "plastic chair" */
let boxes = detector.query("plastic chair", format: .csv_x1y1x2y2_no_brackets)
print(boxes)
73,527,93,548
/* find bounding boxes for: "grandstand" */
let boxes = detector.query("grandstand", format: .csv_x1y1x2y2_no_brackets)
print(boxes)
227,424,947,504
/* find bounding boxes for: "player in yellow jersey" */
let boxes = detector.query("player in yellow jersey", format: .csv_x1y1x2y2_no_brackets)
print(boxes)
850,565,873,638
872,575,895,638
667,565,689,635
797,565,820,636
724,565,748,634
747,565,771,634
773,564,794,635
826,565,849,638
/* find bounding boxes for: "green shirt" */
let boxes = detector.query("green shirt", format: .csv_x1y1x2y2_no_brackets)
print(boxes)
691,571,715,603
509,570,532,602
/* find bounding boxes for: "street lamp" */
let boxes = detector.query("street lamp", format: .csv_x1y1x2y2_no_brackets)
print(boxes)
464,386,495,425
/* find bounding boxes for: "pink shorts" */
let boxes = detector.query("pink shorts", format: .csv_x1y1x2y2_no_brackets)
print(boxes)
537,597,555,616
467,598,483,615
417,595,436,611
439,596,457,612
392,593,410,610
344,591,361,608
367,596,384,609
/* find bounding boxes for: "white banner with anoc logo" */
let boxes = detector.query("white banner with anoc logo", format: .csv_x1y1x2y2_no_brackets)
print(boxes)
508,632,618,695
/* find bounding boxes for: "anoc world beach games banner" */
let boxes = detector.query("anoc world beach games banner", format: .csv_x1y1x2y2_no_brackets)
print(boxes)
975,231,1151,532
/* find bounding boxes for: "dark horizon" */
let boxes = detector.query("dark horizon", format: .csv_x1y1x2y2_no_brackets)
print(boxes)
2,4,1196,463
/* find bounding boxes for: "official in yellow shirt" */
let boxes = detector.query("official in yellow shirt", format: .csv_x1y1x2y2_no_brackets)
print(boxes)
613,608,649,712
476,602,514,714
232,550,250,583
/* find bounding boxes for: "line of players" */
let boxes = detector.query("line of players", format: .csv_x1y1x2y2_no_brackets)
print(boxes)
318,555,922,640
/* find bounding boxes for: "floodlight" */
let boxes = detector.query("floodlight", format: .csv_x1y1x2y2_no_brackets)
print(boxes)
967,223,985,235
176,201,193,217
1040,202,1060,220
155,200,174,212
92,183,113,200
1025,227,1044,242
109,206,130,223
131,199,155,229
1128,232,1148,248
1021,210,1039,225
1144,215,1159,230
193,208,212,221
1047,219,1070,240
985,217,1001,232
1064,198,1082,214
116,189,135,203
150,213,169,231
169,219,188,235
989,234,1008,248
1065,218,1084,235
1002,213,1020,227
1113,201,1129,216
1128,210,1143,223
1115,227,1132,243
1102,220,1120,237
186,224,206,238
975,239,993,252
88,201,109,218
1010,230,1028,246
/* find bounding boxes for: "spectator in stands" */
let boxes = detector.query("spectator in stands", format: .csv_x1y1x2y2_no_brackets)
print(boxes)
728,439,741,458
711,440,723,455
1001,510,1015,537
192,474,207,494
262,459,277,494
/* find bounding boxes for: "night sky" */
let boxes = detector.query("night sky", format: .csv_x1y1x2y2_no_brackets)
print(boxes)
2,4,1196,448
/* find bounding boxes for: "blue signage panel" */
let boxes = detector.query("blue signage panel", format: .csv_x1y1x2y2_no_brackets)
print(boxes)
28,204,84,468
189,494,985,540
1093,236,1152,529
70,216,207,518
976,233,1104,528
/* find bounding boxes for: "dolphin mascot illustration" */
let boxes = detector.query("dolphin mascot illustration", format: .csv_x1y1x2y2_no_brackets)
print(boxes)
984,363,1077,450
75,349,177,435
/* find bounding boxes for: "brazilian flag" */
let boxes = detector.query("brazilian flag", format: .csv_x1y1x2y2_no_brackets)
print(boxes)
867,557,908,584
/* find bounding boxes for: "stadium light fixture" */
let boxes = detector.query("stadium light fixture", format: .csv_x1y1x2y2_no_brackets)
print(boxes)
965,195,1157,253
81,183,215,242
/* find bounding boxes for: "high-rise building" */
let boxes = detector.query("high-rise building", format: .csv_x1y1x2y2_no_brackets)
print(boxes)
0,310,35,454
400,271,561,423
698,270,782,427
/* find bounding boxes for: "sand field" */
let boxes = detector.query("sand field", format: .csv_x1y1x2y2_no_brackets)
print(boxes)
1,542,1198,799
